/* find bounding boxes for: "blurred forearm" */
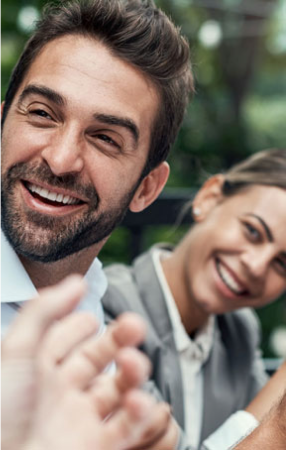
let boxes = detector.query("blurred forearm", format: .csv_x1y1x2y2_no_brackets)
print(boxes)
245,361,286,421
235,391,286,450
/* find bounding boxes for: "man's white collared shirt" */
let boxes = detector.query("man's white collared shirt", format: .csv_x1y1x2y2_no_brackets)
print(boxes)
1,230,107,337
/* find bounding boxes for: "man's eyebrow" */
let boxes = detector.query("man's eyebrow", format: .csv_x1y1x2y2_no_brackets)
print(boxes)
18,87,140,144
246,213,273,242
94,113,139,145
18,84,66,107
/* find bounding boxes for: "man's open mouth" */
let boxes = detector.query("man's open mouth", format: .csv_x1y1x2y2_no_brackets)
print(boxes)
24,181,85,207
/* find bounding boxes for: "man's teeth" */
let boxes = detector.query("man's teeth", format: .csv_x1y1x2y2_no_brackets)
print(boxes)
28,183,80,205
216,260,245,295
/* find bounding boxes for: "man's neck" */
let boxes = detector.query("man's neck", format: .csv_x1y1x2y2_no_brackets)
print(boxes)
19,242,105,289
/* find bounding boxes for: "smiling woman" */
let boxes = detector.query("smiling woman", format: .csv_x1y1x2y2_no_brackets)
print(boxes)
103,148,286,450
172,151,286,319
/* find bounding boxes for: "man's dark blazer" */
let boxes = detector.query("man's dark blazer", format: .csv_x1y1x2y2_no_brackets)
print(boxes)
103,245,268,448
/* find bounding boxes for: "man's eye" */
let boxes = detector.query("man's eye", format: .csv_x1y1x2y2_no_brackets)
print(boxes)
97,134,118,147
92,134,121,151
29,109,52,120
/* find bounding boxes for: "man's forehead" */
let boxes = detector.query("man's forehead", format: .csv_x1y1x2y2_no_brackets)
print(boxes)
18,35,159,106
23,35,154,87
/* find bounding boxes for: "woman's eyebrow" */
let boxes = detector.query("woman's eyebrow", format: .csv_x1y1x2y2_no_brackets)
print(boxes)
246,213,273,242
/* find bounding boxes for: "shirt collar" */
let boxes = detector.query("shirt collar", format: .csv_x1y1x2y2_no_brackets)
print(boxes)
1,230,37,303
0,230,107,310
152,246,215,361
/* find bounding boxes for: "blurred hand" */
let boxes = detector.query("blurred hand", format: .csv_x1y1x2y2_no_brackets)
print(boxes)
127,414,180,450
1,275,167,450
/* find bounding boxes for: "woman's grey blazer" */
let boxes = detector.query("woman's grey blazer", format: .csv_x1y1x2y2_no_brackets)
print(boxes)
102,245,268,448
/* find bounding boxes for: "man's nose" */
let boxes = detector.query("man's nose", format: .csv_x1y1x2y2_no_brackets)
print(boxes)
41,128,84,176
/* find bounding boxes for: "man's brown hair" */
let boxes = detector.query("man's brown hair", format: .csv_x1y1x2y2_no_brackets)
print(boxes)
2,0,194,174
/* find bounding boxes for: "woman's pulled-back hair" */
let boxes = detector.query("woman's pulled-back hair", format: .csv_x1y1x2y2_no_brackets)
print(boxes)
222,149,286,195
182,149,286,223
2,0,194,175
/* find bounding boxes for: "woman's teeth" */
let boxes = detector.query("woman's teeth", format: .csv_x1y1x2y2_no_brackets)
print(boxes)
27,182,80,205
216,259,245,295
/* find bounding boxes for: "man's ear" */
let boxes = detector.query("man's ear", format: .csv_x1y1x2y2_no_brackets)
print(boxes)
129,162,170,212
192,174,225,221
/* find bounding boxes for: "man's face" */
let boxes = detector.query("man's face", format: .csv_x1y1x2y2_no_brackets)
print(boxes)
1,35,160,262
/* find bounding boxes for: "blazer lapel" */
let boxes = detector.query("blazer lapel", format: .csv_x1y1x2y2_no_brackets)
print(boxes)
133,247,185,429
200,316,249,444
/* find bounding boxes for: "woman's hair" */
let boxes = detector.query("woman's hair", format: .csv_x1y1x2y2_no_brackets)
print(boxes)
179,149,286,223
222,148,286,195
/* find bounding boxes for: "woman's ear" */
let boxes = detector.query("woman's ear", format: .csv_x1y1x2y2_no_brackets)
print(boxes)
192,174,225,221
129,162,170,213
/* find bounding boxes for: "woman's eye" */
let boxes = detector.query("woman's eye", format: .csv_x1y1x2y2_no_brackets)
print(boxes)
244,223,261,242
275,258,286,275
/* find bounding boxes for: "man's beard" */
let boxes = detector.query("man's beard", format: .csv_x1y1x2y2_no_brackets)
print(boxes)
1,162,140,263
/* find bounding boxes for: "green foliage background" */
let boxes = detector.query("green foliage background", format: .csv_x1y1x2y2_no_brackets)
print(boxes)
2,0,286,357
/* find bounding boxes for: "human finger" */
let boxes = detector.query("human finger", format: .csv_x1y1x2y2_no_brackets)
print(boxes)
115,347,151,390
101,390,157,450
126,401,172,450
2,275,87,360
90,347,151,418
40,312,98,366
129,417,179,450
1,359,37,450
59,313,147,388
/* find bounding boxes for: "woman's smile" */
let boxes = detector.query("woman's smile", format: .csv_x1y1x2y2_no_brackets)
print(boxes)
214,257,249,297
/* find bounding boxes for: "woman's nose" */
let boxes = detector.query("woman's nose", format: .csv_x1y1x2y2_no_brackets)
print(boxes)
241,248,272,279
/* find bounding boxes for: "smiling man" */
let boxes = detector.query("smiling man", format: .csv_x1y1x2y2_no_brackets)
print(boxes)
1,2,193,448
1,0,193,324
2,35,163,269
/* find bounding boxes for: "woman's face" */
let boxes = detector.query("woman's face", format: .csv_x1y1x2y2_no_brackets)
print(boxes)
183,180,286,315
